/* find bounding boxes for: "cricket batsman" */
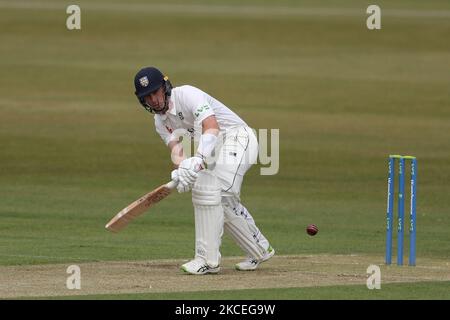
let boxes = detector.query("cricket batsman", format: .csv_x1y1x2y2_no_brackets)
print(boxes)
133,67,275,275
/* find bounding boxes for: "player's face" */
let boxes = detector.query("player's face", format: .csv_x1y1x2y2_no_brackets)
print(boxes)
144,86,165,112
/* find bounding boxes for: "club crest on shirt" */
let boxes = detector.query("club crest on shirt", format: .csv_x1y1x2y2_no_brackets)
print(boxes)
165,125,173,133
139,76,149,87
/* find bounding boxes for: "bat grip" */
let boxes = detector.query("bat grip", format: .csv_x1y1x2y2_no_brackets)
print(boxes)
166,180,178,190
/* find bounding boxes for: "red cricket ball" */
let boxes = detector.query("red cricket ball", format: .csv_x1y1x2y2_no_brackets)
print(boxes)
306,224,318,236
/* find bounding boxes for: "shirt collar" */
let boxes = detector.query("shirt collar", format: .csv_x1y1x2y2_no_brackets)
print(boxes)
157,97,176,120
168,97,177,116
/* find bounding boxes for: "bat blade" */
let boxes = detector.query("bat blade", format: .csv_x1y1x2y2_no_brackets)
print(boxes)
105,180,177,233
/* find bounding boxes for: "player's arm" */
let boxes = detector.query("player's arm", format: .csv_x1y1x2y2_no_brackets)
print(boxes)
196,115,220,160
171,116,218,172
169,140,185,184
201,115,220,135
168,140,184,169
174,115,220,193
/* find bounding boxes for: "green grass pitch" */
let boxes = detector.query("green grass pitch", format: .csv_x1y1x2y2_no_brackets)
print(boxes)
0,0,449,300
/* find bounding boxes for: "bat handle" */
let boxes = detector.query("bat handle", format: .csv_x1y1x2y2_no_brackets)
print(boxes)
166,180,178,190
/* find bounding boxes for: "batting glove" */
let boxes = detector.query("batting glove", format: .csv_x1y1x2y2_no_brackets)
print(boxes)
171,169,179,183
177,180,192,193
176,156,204,193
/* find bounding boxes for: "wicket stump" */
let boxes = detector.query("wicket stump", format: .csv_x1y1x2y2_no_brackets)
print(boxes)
385,155,417,266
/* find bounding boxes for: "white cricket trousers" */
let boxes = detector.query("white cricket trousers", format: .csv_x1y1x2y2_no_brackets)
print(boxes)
212,126,270,257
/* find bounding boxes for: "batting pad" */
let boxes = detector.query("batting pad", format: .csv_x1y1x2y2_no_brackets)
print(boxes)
222,196,269,260
222,196,268,261
192,171,224,267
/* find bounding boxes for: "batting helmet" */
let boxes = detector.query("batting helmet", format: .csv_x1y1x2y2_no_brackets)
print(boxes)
134,67,173,114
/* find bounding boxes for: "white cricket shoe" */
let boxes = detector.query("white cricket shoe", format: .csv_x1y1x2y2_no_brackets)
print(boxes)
235,246,275,271
181,258,220,275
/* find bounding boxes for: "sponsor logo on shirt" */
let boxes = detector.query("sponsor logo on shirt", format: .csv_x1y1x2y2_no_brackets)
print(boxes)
194,105,210,118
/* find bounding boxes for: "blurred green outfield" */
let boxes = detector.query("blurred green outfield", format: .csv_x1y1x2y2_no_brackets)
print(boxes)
0,0,449,298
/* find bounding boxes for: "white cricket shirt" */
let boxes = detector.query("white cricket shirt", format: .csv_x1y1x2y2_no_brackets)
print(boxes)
154,85,247,145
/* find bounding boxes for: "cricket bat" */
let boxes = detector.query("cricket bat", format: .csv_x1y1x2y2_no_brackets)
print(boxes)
105,180,178,233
